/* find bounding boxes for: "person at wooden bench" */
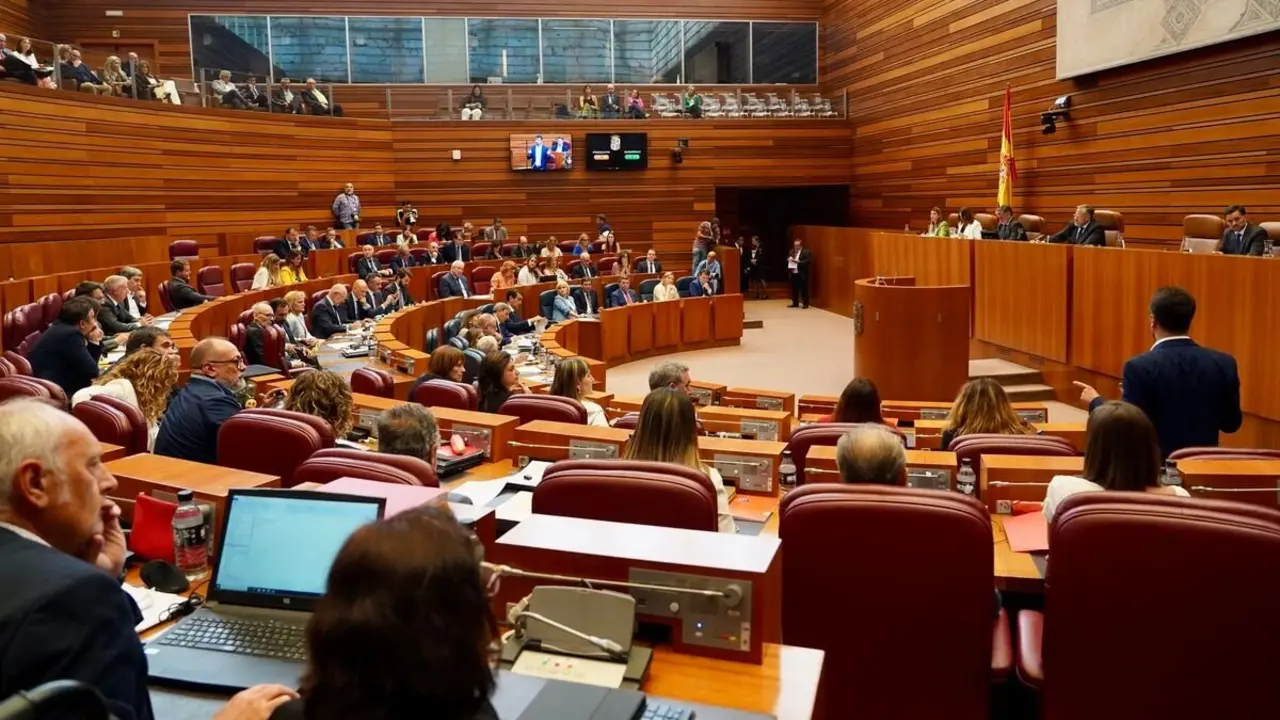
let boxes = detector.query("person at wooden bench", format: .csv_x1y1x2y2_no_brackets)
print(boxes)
344,280,386,321
273,297,319,369
271,77,301,114
694,251,723,294
355,244,389,280
1045,204,1105,246
406,346,466,400
168,260,214,310
101,275,150,335
1073,286,1241,459
995,205,1028,241
478,352,531,413
64,48,110,95
689,268,715,297
550,281,578,323
72,347,176,451
154,337,247,464
496,293,542,340
211,69,249,110
610,274,641,307
279,251,308,286
240,74,269,109
1217,205,1268,256
302,77,342,117
939,378,1037,450
920,207,950,237
28,296,105,398
836,424,908,486
571,252,599,280
637,248,663,275
653,272,679,302
439,260,473,299
551,358,608,427
376,404,439,466
819,377,885,425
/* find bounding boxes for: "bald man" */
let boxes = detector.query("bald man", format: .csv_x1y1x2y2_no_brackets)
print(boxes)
344,279,380,322
154,338,244,464
835,424,908,486
243,302,276,367
310,284,354,339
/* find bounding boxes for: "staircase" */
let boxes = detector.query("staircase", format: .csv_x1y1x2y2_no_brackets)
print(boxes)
969,358,1056,402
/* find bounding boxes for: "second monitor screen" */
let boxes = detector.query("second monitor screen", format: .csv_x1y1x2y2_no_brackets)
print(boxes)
510,133,573,171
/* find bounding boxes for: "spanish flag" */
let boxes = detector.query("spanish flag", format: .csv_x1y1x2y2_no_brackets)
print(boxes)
997,86,1016,208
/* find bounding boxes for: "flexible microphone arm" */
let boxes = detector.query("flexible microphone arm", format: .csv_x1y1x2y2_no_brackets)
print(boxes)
0,680,112,720
513,611,627,658
484,563,740,604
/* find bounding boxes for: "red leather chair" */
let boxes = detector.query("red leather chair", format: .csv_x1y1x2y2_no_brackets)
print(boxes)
168,240,199,260
412,380,478,412
471,242,492,259
229,323,247,351
610,413,639,430
3,351,31,375
347,253,363,274
311,448,439,487
471,266,496,294
73,398,149,455
533,460,719,531
293,456,423,488
157,281,176,313
91,395,150,454
196,266,226,297
16,331,42,358
787,423,904,486
1168,446,1280,462
597,256,619,274
558,240,578,254
1016,493,1280,718
0,376,68,408
430,271,448,300
355,232,376,246
253,236,277,254
375,249,397,266
38,293,62,328
350,367,395,398
1,309,17,350
230,263,256,292
410,248,428,264
498,395,587,425
217,408,335,487
415,229,433,244
0,356,15,377
949,434,1077,490
781,484,1006,719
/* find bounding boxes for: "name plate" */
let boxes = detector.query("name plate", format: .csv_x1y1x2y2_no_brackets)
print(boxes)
907,468,951,492
452,424,492,459
568,440,619,460
713,453,773,494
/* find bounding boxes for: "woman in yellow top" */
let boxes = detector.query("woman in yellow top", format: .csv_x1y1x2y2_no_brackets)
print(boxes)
578,85,599,118
921,207,951,237
279,252,309,285
491,260,517,292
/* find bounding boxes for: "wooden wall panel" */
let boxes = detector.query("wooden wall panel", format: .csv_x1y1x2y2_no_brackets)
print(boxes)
973,240,1070,362
822,0,1280,249
0,0,41,38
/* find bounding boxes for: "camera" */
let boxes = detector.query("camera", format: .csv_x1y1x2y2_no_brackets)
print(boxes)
1040,96,1071,135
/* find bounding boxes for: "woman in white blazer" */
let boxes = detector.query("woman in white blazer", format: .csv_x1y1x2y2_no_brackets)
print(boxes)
955,207,983,240
653,272,680,302
71,348,177,451
252,254,282,290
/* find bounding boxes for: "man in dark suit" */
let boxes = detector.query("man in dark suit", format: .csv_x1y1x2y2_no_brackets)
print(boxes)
240,74,269,109
273,226,307,261
28,296,105,397
318,227,342,250
610,275,641,306
499,290,542,336
572,252,598,280
343,280,385,321
0,400,155,720
302,78,343,116
572,284,599,315
364,276,401,317
600,84,622,118
271,77,301,114
390,245,416,273
1074,287,1242,459
100,275,148,335
637,249,663,274
1047,205,1106,246
168,260,214,310
310,285,355,339
441,234,471,264
367,223,395,247
788,238,812,308
243,302,277,368
154,338,245,464
419,241,445,266
439,261,472,299
510,236,536,259
689,269,714,298
995,205,1028,241
1218,205,1268,257
355,244,391,280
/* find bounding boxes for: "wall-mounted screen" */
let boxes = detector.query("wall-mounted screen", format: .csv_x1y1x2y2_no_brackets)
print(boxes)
509,134,573,171
585,133,648,171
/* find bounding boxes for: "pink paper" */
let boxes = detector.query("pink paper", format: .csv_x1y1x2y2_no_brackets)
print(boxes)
1002,512,1050,554
320,477,448,518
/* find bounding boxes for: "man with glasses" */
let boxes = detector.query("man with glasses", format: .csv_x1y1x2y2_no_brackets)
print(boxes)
154,338,245,464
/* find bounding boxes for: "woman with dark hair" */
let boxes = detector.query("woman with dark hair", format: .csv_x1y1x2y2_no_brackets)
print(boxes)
477,352,528,413
270,506,498,720
956,207,983,239
461,85,487,121
407,345,466,399
1042,401,1189,522
822,378,885,424
921,207,951,237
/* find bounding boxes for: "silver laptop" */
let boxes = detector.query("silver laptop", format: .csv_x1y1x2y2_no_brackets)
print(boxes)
146,488,384,691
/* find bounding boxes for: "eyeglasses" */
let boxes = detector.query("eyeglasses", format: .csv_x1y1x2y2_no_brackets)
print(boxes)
207,356,246,367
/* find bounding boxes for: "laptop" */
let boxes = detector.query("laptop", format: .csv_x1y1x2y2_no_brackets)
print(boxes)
146,488,385,692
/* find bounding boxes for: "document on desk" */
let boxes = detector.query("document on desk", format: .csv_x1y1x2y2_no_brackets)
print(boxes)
123,583,187,634
1003,512,1050,554
451,461,552,507
511,650,628,689
496,491,534,525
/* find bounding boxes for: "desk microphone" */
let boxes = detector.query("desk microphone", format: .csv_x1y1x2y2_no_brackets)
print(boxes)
511,610,627,660
484,563,739,605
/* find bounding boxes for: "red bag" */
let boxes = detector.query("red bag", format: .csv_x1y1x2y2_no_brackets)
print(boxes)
130,493,177,562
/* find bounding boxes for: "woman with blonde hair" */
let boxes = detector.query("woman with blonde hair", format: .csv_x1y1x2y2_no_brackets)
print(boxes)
653,272,679,302
517,255,541,286
550,358,607,427
283,370,354,437
71,348,177,450
940,377,1036,449
282,290,319,350
540,237,562,259
545,256,568,283
100,55,129,96
622,388,736,533
550,280,577,323
491,260,517,292
252,253,282,290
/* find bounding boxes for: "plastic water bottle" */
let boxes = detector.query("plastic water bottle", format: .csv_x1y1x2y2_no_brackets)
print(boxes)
1161,459,1181,487
779,450,797,491
172,490,208,579
957,459,976,496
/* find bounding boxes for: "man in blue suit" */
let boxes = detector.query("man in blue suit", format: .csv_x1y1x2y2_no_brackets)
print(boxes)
689,269,715,297
154,338,246,464
1074,286,1242,458
610,275,640,307
527,134,552,171
1217,205,1268,257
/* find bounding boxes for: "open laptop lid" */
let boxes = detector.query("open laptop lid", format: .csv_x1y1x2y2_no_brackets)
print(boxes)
209,488,385,612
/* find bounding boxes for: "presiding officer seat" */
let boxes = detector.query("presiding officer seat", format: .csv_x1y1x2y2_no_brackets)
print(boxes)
1016,493,1280,718
310,448,439,487
217,408,335,487
1093,209,1125,248
533,459,719,531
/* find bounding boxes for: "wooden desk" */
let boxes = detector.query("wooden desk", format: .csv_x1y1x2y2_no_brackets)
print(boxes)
510,420,631,463
797,395,838,416
647,643,823,719
722,387,796,415
992,515,1045,594
698,406,796,443
881,400,1048,424
331,390,523,463
980,455,1084,511
698,436,788,496
101,443,128,462
1177,458,1280,508
689,381,727,407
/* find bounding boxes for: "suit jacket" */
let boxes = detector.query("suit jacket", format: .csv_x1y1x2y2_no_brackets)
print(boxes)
100,297,141,334
1219,224,1268,257
316,235,341,249
789,248,812,276
241,83,265,104
390,255,415,273
243,323,273,367
309,297,347,339
272,238,308,260
571,263,598,280
154,375,242,464
510,244,536,259
342,294,379,322
1088,338,1242,458
996,221,1028,241
0,528,154,720
572,288,599,315
636,259,663,274
355,256,385,280
439,273,471,299
689,280,714,297
419,251,445,266
169,278,212,309
368,233,395,247
271,86,300,112
28,321,103,397
550,295,577,323
1049,221,1105,246
503,311,534,338
441,242,471,264
610,288,640,307
600,92,622,113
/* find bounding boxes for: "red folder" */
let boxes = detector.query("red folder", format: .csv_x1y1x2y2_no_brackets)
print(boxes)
1002,512,1050,554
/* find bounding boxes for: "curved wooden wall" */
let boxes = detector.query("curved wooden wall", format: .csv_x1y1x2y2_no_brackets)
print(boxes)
0,0,39,37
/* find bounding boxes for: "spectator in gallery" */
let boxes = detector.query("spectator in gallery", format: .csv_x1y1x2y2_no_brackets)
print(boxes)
920,207,950,237
134,61,179,104
302,77,343,116
955,207,983,240
578,85,599,118
396,201,419,229
682,85,703,118
600,84,622,118
627,89,647,119
241,74,269,109
212,69,249,109
461,85,486,120
694,251,722,294
65,49,111,95
99,55,130,97
271,77,300,113
333,182,361,229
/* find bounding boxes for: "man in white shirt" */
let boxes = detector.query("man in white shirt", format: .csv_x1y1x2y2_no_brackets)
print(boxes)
119,267,149,319
303,77,343,117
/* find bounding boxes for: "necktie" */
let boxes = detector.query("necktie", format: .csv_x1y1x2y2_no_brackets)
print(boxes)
1076,226,1083,243
624,292,633,306
461,279,469,298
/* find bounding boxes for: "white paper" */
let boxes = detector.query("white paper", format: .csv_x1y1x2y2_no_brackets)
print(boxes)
450,478,511,507
123,583,188,633
512,460,552,487
495,491,534,524
511,649,627,688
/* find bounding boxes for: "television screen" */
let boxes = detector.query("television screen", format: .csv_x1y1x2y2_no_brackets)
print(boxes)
509,133,573,171
585,133,648,171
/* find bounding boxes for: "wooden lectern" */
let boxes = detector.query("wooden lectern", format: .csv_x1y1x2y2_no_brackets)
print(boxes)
853,277,969,402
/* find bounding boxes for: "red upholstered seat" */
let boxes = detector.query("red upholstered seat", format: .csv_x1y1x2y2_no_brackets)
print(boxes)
196,265,226,297
471,266,496,295
597,256,618,274
533,460,719,531
293,456,423,487
409,248,428,263
412,380,477,412
375,249,397,266
350,367,395,398
430,271,448,300
17,330,42,358
311,448,438,487
73,399,143,454
0,356,14,378
558,240,578,253
82,394,149,454
253,236,277,254
610,413,639,430
38,293,62,328
346,252,362,274
355,232,376,246
415,229,433,244
780,484,998,719
157,280,175,313
217,408,335,487
471,242,492,259
1016,493,1280,717
168,239,199,260
498,395,587,425
0,376,63,405
1168,446,1280,462
2,351,31,376
787,423,904,486
949,434,1077,488
230,262,256,292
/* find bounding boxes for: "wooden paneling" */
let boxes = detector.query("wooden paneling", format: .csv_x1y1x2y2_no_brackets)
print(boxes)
822,0,1280,249
0,0,40,38
973,240,1070,362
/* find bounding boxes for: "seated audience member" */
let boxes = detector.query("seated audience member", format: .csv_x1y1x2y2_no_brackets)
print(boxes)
418,241,444,266
571,252,597,280
477,352,530,413
822,377,886,424
124,327,177,360
100,55,130,97
66,49,111,95
610,274,641,306
271,77,300,113
649,361,692,394
310,285,357,340
497,293,541,338
272,227,304,261
344,280,382,321
100,275,151,335
551,358,607,427
955,207,983,240
572,234,592,256
492,261,518,292
119,266,150,318
367,223,395,247
279,251,308,285
995,205,1028,241
28,296,104,398
396,201,419,230
240,74,269,109
543,257,569,283
253,253,283,290
627,89,647,118
271,298,318,369
1043,401,1189,523
441,232,471,265
460,84,487,120
282,370,354,438
921,207,951,237
1218,205,1268,256
578,85,600,118
694,251,722,293
940,377,1037,450
376,404,439,466
511,236,536,259
682,85,703,118
0,400,155,719
653,272,680,302
836,424,909,486
439,261,472,298
133,61,178,104
245,302,288,369
689,269,715,297
540,237,562,259
550,281,578,323
211,69,249,109
154,338,243,464
355,244,390,280
637,249,662,274
301,77,342,116
396,223,419,246
1046,204,1105,246
268,506,495,720
168,260,214,309
517,255,541,286
319,227,343,250
71,348,175,451
365,275,402,317
0,34,38,86
475,335,500,354
390,244,415,273
407,345,467,400
622,388,736,533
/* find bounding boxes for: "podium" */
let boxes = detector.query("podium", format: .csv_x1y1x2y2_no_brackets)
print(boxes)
853,277,969,402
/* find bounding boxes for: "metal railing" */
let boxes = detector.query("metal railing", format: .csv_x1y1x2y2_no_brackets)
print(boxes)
195,67,337,116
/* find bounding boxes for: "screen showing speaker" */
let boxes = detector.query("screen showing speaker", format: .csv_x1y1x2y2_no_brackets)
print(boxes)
585,133,648,171
509,134,573,172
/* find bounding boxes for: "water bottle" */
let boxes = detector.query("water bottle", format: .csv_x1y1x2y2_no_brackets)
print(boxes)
779,450,797,490
1161,459,1181,487
957,459,976,496
172,490,208,579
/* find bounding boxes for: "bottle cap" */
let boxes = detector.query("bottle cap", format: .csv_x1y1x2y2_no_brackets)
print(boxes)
177,489,194,502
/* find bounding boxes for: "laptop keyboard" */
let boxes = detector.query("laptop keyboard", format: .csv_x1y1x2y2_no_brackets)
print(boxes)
158,615,305,661
639,702,693,720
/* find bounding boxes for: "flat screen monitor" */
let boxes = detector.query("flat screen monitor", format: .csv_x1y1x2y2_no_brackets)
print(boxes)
585,133,648,171
510,133,573,171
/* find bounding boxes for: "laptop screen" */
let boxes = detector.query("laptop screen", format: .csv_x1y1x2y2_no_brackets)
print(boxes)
213,491,383,601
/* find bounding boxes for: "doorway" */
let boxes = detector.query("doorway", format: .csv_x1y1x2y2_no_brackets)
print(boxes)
716,185,850,281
